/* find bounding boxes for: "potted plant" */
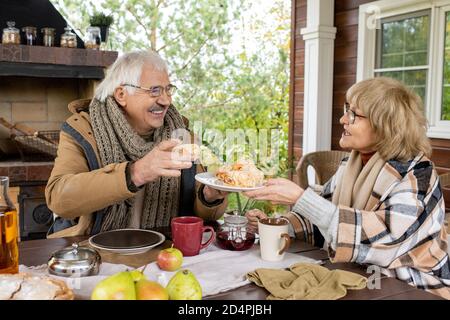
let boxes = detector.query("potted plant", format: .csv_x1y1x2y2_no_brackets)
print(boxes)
89,12,114,43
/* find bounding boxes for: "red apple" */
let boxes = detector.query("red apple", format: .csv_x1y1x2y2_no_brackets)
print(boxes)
157,247,183,271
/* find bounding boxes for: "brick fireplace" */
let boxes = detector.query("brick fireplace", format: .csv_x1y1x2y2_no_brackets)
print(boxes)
0,44,117,239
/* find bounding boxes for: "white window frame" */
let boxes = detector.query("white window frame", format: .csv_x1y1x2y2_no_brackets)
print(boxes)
358,0,450,139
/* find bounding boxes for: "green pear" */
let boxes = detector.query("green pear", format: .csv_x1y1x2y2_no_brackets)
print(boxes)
166,269,202,300
91,271,136,300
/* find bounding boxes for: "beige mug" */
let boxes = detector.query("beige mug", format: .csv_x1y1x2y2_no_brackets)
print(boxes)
258,217,291,261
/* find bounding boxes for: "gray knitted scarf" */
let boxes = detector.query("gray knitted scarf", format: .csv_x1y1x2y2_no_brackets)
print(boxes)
89,96,186,231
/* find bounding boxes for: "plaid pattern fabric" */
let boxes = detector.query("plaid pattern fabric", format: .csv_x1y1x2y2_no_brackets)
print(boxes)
286,154,450,299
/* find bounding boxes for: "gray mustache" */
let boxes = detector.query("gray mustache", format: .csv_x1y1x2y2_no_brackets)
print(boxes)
149,105,166,112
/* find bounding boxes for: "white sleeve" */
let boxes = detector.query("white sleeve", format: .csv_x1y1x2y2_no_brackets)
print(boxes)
292,188,339,249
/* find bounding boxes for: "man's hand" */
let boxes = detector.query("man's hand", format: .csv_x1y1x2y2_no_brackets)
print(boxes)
203,185,228,203
130,139,193,187
243,178,304,205
245,209,268,231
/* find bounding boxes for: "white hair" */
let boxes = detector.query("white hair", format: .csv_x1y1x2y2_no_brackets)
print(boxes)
94,50,168,102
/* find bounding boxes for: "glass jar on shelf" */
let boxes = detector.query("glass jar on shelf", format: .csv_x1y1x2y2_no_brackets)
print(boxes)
216,215,256,251
60,26,77,48
22,26,37,45
41,27,55,47
2,21,20,45
84,26,101,50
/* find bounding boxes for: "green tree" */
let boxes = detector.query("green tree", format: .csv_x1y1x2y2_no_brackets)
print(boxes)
51,0,292,214
51,0,239,107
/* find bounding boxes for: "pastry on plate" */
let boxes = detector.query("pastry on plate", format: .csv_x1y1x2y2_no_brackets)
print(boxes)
0,273,74,300
215,159,265,188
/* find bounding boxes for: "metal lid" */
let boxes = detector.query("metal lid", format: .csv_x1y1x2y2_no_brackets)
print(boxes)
48,243,101,277
224,215,248,227
62,26,76,37
3,21,19,33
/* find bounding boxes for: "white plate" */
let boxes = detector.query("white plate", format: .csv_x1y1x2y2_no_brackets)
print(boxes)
195,172,265,192
88,229,165,255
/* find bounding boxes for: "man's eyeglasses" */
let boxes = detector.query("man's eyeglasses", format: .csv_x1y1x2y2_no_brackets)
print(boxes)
123,84,177,97
343,102,367,124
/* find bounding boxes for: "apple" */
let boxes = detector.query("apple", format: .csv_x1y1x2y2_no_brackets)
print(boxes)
157,247,183,271
135,279,169,300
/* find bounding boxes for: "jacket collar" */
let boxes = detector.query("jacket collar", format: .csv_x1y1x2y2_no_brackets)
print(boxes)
68,99,91,114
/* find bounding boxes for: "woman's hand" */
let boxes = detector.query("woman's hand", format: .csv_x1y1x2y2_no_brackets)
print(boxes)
245,209,268,231
203,185,228,203
131,139,193,187
243,178,304,205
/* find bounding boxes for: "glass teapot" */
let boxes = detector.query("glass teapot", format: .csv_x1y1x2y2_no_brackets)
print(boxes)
216,214,255,251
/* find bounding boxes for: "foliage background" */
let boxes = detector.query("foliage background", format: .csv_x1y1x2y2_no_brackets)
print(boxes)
50,0,291,214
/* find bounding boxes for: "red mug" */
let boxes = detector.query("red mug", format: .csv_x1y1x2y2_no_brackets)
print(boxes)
171,216,216,256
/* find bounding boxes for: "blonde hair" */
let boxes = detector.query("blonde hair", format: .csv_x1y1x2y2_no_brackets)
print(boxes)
346,77,432,161
94,50,168,102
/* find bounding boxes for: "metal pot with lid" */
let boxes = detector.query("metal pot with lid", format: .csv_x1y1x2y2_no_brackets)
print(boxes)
48,243,101,277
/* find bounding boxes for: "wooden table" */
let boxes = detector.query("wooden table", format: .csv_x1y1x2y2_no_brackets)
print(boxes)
19,236,443,300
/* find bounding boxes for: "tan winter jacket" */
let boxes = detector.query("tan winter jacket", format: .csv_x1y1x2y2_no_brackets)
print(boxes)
45,99,227,238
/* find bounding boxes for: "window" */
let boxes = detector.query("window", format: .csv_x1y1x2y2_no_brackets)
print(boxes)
375,10,430,106
358,0,450,139
441,10,450,120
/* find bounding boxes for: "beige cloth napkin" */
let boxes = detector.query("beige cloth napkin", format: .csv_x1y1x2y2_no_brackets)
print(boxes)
247,263,367,300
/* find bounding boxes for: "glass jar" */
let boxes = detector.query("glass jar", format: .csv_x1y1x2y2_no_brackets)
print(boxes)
22,26,37,45
41,27,55,47
216,215,255,251
84,26,101,50
0,177,19,274
60,26,77,48
2,21,20,45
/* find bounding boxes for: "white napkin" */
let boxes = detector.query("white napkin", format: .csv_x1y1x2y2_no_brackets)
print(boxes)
20,244,320,300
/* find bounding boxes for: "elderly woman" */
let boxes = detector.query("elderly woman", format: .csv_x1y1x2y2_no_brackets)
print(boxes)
245,77,450,299
45,50,227,237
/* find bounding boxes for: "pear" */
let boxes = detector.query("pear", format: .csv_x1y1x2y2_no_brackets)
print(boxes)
166,269,202,300
135,279,169,300
91,271,136,300
130,269,147,282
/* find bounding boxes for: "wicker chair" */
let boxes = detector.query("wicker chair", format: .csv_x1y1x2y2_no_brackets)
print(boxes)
296,150,350,192
441,172,450,189
440,173,450,235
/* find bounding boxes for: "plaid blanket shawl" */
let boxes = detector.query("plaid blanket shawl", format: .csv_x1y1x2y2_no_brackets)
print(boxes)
287,153,450,299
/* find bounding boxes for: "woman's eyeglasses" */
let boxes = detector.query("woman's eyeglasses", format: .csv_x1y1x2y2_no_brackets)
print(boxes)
343,102,367,124
123,84,177,97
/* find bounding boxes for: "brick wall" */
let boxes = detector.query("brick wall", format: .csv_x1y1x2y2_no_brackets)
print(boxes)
0,76,94,156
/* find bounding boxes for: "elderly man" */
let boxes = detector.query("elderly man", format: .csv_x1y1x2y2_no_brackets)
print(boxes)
45,50,227,237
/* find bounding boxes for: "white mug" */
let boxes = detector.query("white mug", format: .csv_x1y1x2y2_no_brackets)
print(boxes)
258,217,291,261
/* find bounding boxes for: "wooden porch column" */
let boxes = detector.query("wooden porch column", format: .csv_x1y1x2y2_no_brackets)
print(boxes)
300,0,336,154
